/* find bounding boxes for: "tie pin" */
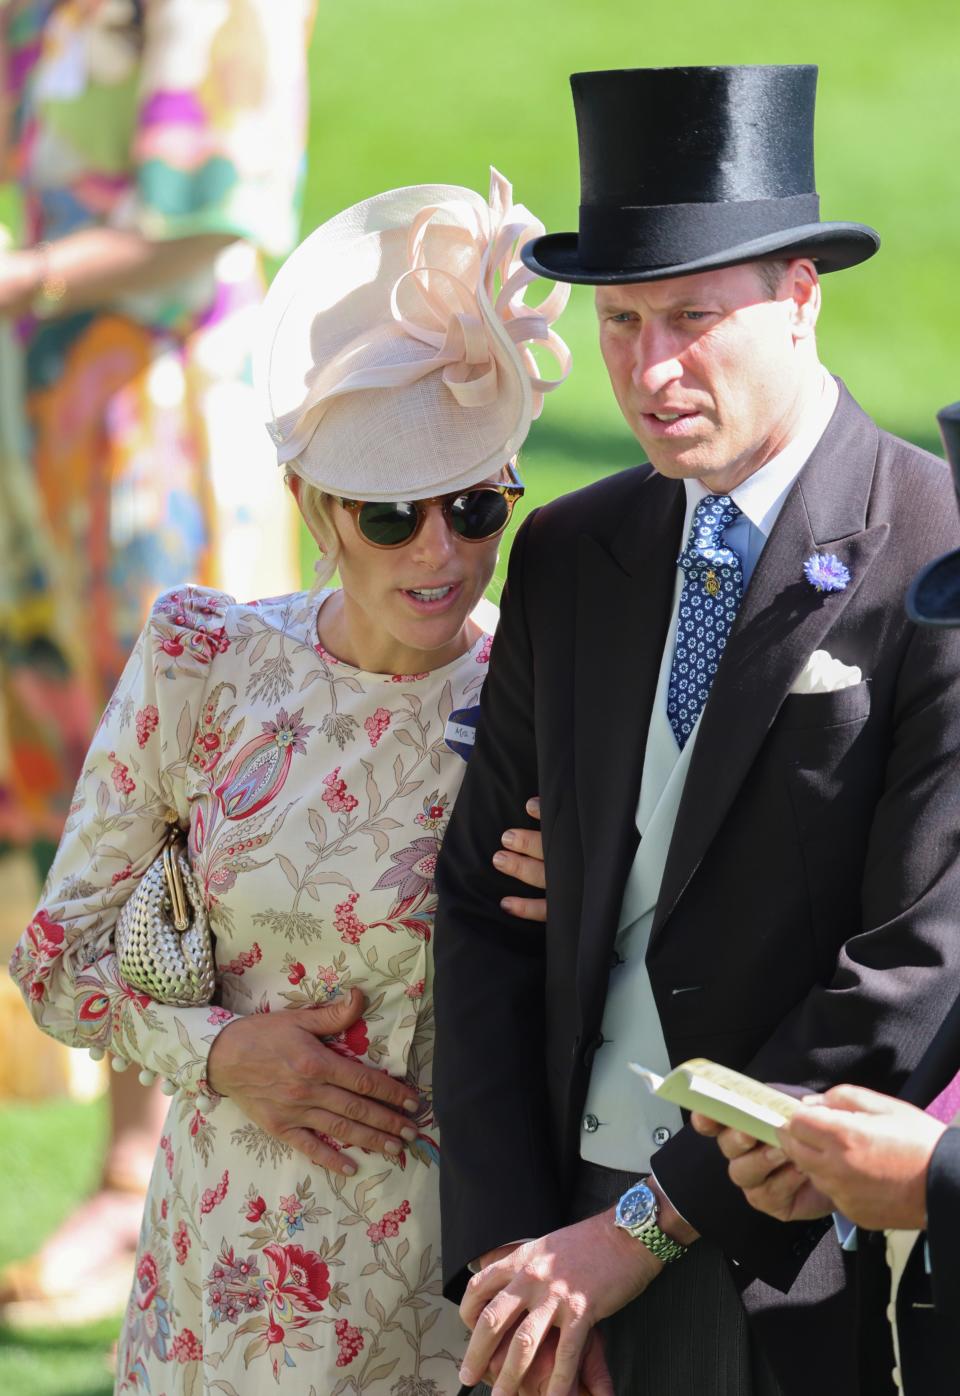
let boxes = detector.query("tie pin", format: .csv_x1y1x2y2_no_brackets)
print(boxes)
704,569,721,598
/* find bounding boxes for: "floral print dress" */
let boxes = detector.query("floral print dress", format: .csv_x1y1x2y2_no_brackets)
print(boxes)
10,585,495,1394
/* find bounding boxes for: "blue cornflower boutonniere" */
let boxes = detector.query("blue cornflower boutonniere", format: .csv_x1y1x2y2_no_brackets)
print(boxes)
803,552,850,593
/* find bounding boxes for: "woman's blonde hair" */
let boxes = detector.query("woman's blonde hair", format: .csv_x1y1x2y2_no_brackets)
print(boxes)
287,470,341,589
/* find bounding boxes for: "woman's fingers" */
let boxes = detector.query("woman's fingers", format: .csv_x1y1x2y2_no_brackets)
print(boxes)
282,1126,357,1177
500,894,548,922
497,800,547,922
306,1093,417,1154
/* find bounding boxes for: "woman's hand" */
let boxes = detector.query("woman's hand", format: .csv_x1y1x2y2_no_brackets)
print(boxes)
206,988,420,1176
496,796,546,922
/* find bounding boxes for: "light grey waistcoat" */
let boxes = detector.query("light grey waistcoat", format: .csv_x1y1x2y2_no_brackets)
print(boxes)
581,572,700,1172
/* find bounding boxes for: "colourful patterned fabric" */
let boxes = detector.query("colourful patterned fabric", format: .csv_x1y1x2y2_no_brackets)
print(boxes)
11,585,494,1391
0,0,313,846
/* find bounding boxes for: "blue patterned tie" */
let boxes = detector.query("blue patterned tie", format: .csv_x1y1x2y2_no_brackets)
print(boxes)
667,494,744,747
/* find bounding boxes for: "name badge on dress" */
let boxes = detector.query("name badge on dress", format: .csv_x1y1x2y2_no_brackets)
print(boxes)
444,706,480,762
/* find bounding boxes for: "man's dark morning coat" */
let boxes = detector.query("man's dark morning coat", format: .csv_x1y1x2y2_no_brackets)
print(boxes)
433,384,960,1396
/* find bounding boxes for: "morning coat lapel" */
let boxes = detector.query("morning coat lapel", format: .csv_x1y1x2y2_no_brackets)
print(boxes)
652,384,890,940
574,469,684,997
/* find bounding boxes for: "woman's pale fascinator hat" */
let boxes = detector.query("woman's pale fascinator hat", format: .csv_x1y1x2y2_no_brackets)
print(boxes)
257,169,571,502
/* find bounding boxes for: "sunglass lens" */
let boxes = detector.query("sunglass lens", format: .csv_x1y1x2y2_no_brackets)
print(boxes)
449,490,510,540
357,501,419,546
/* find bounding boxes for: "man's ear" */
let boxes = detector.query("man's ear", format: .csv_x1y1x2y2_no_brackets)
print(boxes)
786,258,821,341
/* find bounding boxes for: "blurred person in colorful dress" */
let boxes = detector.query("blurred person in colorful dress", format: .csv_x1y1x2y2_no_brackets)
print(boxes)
9,169,569,1390
0,0,315,1312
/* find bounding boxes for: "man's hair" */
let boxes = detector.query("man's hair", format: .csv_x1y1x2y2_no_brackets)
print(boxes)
755,258,790,299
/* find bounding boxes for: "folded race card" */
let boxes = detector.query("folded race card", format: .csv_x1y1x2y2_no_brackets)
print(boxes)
629,1058,800,1147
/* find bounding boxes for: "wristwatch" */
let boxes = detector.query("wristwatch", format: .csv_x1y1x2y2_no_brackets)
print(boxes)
614,1180,688,1264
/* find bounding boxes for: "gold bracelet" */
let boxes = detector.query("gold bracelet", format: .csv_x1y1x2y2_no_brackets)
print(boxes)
30,240,68,318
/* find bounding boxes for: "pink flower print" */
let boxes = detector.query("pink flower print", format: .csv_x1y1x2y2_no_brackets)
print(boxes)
245,1194,267,1223
415,791,449,830
334,1317,364,1367
110,864,133,886
160,1198,168,1220
14,909,65,1005
170,1328,203,1363
189,625,231,663
221,943,262,976
174,1220,190,1266
135,704,159,748
200,1170,229,1215
160,1134,174,1178
189,1109,206,1138
388,671,429,683
136,1252,160,1310
476,632,494,664
287,961,306,985
207,1005,233,1026
366,1200,411,1246
405,979,425,1000
321,766,359,814
333,892,367,945
279,1193,304,1237
363,706,392,747
263,1242,330,1314
159,634,184,657
108,751,136,796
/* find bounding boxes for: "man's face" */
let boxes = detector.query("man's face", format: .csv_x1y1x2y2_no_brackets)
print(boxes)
596,260,819,490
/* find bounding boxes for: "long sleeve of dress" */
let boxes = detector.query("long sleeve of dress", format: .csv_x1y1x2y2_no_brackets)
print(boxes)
9,586,239,1092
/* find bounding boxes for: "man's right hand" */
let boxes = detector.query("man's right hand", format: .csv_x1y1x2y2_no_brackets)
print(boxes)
206,988,419,1176
691,1112,833,1223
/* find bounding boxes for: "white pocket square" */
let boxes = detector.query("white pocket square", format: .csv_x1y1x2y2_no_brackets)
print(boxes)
790,649,863,696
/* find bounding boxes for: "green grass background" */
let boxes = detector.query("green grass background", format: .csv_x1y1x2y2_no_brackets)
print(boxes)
2,0,958,1389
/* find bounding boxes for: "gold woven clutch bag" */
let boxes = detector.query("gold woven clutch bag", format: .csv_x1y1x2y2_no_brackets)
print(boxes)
115,826,215,1007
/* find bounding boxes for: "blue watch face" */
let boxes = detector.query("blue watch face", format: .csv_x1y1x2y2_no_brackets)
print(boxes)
617,1182,656,1228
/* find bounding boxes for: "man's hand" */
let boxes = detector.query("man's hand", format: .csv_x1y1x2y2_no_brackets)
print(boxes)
458,1208,657,1396
775,1085,947,1230
496,796,546,922
690,1112,833,1222
206,988,419,1176
484,1327,611,1396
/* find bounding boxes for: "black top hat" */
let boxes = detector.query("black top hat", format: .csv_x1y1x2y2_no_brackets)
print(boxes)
906,405,960,627
522,65,880,285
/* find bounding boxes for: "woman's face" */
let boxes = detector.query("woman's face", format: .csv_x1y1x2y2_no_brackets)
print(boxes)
296,475,503,674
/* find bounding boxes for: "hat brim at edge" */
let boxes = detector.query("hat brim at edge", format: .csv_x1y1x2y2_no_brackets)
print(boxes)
521,222,879,284
906,550,960,628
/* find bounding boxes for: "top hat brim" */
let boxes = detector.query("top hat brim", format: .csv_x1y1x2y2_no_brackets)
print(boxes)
522,221,879,285
906,550,960,628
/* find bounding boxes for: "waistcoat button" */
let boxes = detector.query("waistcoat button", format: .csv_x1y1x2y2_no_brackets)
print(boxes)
582,1113,600,1133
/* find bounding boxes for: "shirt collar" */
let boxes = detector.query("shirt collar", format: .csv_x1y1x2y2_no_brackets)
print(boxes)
682,371,839,541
